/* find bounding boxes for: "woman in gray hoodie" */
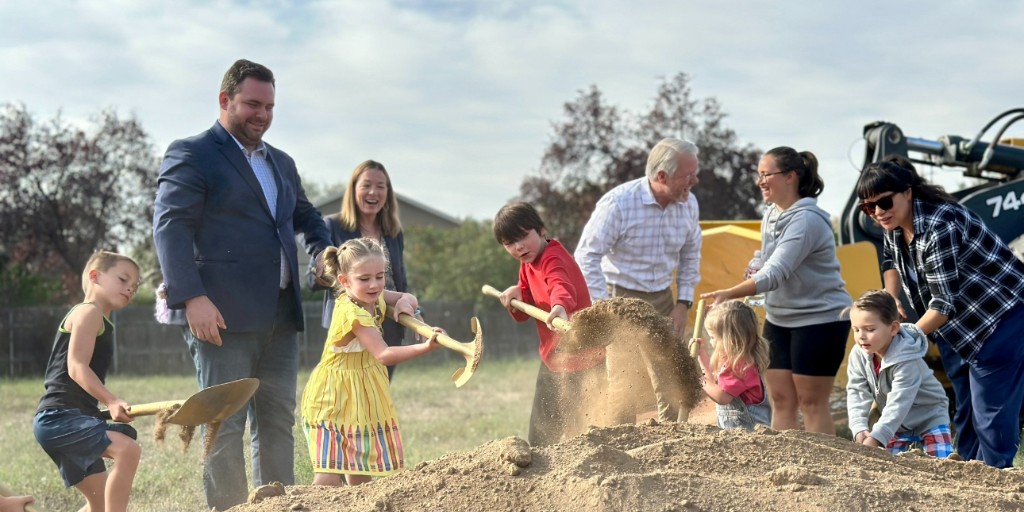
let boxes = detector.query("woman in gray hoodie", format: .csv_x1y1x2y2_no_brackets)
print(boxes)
846,291,951,458
702,147,851,434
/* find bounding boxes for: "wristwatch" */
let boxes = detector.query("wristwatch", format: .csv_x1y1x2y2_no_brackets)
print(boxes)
677,299,693,308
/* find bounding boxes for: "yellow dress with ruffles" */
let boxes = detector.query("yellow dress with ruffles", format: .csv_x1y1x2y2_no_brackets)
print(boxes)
300,294,403,475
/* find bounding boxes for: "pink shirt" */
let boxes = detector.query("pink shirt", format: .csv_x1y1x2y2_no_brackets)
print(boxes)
717,361,764,405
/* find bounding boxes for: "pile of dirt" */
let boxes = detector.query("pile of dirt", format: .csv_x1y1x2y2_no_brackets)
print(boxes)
229,421,1024,512
230,297,1024,511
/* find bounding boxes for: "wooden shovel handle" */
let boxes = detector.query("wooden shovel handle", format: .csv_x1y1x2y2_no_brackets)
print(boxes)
688,299,707,358
99,400,184,420
481,284,571,332
391,311,475,358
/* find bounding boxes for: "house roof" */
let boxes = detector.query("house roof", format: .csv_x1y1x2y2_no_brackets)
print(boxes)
315,189,461,228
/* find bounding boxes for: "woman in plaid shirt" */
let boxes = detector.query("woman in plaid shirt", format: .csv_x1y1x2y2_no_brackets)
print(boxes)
855,157,1024,468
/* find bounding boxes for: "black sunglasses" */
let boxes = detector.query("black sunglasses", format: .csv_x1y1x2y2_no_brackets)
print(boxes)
858,193,897,215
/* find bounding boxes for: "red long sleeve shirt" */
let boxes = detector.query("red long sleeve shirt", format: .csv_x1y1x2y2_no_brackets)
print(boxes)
511,240,605,372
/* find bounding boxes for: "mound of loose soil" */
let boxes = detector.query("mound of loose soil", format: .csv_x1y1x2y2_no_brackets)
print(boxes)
230,297,1023,511
229,421,1024,512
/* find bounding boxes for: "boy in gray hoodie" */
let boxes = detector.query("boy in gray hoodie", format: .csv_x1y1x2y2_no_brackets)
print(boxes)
846,291,952,458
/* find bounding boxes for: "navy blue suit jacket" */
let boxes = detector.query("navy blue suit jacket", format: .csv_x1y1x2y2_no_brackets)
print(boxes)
153,121,331,332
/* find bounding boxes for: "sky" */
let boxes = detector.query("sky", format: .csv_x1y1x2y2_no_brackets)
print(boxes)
2,0,1023,222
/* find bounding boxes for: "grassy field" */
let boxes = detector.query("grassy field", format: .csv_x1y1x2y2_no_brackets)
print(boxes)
0,356,537,511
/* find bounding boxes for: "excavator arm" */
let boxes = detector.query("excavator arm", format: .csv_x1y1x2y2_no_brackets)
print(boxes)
840,109,1024,250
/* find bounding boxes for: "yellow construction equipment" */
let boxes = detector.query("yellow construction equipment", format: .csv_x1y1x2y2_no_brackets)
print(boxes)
689,222,881,388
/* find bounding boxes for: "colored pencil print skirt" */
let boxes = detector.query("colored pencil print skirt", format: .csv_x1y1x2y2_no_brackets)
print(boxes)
301,349,404,476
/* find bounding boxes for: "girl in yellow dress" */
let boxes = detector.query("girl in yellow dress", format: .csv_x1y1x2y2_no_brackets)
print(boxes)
301,238,441,486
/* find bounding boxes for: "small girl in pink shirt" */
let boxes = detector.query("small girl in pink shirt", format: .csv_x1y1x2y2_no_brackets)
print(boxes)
691,300,772,430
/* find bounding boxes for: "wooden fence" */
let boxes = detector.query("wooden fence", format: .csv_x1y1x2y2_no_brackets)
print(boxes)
0,301,538,377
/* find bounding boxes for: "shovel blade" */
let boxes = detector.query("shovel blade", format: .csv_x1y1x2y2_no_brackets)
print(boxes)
166,378,260,426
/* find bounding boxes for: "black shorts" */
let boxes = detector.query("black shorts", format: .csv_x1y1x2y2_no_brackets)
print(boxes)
34,408,138,487
763,319,850,377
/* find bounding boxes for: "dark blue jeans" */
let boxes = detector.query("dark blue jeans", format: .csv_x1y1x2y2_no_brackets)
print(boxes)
938,304,1024,468
184,292,299,510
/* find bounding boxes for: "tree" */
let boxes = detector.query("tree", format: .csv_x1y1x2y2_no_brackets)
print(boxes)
303,179,345,206
0,104,159,303
520,73,763,251
404,220,520,307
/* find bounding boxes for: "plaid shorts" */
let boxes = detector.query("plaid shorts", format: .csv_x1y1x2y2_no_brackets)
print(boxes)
885,424,954,458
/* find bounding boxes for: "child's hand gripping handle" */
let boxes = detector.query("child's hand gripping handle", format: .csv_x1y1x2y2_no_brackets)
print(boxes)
99,401,185,421
388,307,483,388
688,299,707,358
481,284,571,333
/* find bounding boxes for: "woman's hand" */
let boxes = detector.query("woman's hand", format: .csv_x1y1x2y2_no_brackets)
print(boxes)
700,289,731,308
853,430,869,444
393,293,420,322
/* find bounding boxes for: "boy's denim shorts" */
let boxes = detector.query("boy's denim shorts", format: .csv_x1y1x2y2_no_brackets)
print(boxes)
34,408,137,487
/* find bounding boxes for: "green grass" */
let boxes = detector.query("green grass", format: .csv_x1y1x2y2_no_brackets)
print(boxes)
0,357,536,511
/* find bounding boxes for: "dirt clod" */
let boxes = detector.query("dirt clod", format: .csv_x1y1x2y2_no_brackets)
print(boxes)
766,466,826,486
248,481,286,504
498,437,532,468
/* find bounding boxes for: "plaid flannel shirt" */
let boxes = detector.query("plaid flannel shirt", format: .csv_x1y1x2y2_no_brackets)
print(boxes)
881,200,1024,361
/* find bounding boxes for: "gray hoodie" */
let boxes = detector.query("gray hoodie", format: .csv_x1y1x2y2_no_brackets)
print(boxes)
846,323,950,445
755,197,851,327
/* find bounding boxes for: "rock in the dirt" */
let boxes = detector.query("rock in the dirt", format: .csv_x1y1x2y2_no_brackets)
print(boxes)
499,436,532,468
767,466,826,486
248,481,286,503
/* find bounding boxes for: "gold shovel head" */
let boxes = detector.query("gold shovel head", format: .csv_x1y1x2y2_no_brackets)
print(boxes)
165,378,260,426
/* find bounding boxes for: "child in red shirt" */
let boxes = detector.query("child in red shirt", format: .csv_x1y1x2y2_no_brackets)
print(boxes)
493,202,607,445
691,300,772,430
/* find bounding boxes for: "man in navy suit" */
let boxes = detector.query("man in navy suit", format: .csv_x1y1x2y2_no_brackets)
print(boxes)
153,59,332,510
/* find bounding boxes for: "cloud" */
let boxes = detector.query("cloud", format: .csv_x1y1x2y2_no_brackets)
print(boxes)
2,0,1023,221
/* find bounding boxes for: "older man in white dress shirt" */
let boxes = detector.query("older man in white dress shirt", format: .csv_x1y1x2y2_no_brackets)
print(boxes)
575,137,702,423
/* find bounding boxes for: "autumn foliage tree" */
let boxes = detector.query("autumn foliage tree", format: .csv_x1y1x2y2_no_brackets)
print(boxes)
520,73,763,251
0,104,159,305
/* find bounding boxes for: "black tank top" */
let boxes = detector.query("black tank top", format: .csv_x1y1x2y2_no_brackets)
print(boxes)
37,303,114,416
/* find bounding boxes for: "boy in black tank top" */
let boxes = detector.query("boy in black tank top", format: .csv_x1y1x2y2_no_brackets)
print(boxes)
33,251,142,512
